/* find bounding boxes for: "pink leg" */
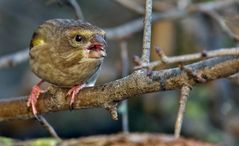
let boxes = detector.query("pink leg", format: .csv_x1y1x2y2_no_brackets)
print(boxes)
27,80,46,116
67,84,86,108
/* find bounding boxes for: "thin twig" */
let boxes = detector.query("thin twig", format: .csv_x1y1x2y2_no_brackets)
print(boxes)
105,0,236,40
68,0,85,20
0,49,28,68
134,47,239,69
204,11,239,42
141,0,152,64
114,0,144,14
174,85,191,138
120,41,129,133
36,115,61,140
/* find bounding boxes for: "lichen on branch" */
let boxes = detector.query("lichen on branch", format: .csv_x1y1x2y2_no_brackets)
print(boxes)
0,55,238,122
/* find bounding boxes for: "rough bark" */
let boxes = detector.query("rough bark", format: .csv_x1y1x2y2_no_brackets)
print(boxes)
0,56,238,122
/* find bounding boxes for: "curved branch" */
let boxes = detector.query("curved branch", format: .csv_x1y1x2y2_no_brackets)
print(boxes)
0,55,238,122
105,0,236,40
114,0,144,14
68,0,85,20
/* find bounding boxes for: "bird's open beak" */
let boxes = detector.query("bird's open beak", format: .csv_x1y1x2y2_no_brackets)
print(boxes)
87,34,107,58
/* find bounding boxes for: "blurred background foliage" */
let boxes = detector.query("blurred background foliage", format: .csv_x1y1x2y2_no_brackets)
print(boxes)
0,0,239,145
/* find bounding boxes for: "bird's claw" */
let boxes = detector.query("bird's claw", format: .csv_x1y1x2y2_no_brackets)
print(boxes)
27,81,46,116
27,85,42,116
67,84,86,109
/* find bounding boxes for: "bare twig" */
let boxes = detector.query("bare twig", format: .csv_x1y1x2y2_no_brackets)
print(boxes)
114,0,144,14
36,115,61,140
134,47,239,69
174,85,191,138
0,49,28,68
190,0,237,12
204,11,239,42
105,0,236,40
104,103,118,120
119,41,129,133
68,0,85,20
0,54,238,121
141,0,152,64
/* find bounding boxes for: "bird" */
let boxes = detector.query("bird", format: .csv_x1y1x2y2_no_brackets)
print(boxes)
27,19,107,116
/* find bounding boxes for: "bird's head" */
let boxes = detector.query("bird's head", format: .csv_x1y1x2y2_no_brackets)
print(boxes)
30,19,107,63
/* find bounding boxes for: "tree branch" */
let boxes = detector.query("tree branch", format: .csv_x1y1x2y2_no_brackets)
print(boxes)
114,0,144,14
0,55,239,122
141,0,152,64
0,49,28,68
68,0,85,20
205,11,239,42
105,0,236,40
134,47,239,69
174,85,191,138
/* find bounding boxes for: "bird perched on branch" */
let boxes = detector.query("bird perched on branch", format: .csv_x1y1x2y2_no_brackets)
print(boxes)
27,19,107,116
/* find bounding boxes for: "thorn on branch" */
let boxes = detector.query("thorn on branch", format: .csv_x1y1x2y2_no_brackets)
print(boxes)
104,103,118,120
155,47,169,64
174,85,191,138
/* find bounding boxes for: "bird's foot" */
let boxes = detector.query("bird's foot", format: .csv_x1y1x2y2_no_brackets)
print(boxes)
67,84,86,109
27,80,46,116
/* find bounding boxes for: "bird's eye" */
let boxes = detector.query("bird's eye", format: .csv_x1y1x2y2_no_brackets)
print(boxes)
75,35,82,42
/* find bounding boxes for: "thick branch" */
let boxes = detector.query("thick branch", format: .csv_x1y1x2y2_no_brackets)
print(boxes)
0,55,238,122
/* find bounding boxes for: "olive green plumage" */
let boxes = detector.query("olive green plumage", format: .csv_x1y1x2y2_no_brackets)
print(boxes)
29,19,106,87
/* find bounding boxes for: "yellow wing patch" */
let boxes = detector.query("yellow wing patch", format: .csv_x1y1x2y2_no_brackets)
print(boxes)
30,31,45,49
31,38,45,47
